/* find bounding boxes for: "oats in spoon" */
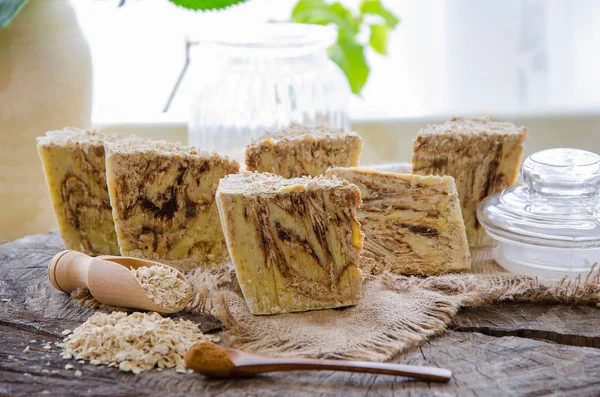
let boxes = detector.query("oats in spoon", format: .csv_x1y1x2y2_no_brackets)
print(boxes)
131,265,191,310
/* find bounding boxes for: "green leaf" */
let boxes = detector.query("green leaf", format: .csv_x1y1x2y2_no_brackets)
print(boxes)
289,0,398,95
359,0,399,29
328,39,369,95
0,0,28,28
291,0,325,15
168,0,248,11
369,24,388,55
292,0,359,40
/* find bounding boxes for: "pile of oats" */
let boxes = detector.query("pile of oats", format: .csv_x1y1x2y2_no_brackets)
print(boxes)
131,265,190,310
61,311,217,374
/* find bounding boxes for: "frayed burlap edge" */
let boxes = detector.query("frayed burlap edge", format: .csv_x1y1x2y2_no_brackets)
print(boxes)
392,265,600,308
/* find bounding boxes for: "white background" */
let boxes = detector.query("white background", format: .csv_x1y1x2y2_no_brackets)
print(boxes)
71,0,600,124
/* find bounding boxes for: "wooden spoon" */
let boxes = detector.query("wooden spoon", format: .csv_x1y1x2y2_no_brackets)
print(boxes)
47,250,191,313
185,341,452,382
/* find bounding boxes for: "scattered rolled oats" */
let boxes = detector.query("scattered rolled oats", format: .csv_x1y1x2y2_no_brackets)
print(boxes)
131,265,191,310
62,311,217,374
65,364,74,370
43,345,51,350
23,346,30,354
74,370,82,377
61,329,72,336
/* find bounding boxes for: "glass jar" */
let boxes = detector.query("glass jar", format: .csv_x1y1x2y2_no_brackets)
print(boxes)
188,23,350,164
478,148,600,280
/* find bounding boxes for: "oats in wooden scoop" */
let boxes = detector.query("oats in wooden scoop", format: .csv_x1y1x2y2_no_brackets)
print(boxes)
131,265,191,310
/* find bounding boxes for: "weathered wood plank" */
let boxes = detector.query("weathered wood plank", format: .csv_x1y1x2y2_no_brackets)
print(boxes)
451,304,600,348
3,325,600,397
2,232,600,397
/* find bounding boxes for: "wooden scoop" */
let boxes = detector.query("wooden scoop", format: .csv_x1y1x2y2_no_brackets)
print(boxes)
185,341,452,382
47,250,191,313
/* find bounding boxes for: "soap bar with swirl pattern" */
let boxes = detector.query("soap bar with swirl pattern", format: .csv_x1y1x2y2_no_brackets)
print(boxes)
412,116,527,247
216,172,364,315
245,125,363,178
105,138,239,271
37,129,120,255
325,167,471,275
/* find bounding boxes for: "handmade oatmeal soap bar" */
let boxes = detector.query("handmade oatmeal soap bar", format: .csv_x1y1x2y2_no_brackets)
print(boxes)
37,128,119,255
105,138,239,271
412,116,527,247
326,167,470,275
245,125,363,178
216,172,364,315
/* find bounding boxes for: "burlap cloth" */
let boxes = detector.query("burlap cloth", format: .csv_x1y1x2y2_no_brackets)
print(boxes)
181,162,599,361
185,247,600,362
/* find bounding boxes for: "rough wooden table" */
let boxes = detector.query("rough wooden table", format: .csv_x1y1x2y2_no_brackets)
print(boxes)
2,232,599,397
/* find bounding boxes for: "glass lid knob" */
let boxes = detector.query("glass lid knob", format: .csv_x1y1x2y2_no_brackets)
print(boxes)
522,148,600,196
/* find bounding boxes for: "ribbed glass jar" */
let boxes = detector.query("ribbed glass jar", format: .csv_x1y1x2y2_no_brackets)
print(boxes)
188,23,350,163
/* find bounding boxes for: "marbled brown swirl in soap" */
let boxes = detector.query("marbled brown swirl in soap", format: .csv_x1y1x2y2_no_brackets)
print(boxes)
216,172,364,315
37,129,120,255
245,125,363,178
325,167,471,276
105,138,239,271
412,116,527,247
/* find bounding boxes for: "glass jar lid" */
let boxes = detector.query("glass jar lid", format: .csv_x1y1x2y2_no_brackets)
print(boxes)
478,148,600,248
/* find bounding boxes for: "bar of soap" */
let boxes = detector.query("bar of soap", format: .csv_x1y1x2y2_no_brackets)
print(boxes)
326,167,471,275
105,138,239,271
245,125,363,178
216,172,364,315
37,129,119,255
412,116,527,247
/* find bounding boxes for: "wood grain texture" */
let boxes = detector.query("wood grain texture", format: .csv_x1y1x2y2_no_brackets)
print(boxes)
451,304,600,349
2,232,600,397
